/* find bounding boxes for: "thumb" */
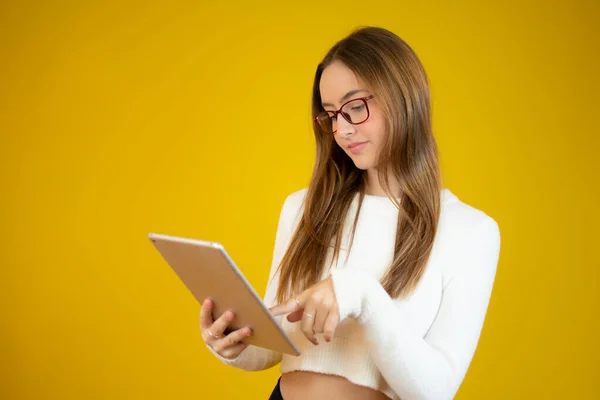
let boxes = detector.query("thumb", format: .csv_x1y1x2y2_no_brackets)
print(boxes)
269,297,299,317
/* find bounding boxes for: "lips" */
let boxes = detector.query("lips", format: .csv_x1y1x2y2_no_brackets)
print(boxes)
348,141,368,154
348,141,368,149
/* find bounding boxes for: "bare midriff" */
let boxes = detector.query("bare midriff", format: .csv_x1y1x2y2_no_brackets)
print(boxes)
280,371,389,400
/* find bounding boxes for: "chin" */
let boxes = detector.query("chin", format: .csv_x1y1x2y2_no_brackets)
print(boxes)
350,158,375,170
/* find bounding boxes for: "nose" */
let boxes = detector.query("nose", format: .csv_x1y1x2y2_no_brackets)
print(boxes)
335,113,355,138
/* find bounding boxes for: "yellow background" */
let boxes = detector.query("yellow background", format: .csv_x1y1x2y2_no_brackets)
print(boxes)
1,1,598,399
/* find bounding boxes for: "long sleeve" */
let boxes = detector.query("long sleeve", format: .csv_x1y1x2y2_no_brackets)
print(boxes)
330,216,501,400
205,192,300,371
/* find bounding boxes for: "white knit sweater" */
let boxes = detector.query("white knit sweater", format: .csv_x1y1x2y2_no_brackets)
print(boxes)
208,188,501,400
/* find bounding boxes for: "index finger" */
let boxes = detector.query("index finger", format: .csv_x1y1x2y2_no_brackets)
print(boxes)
269,291,307,317
200,297,214,330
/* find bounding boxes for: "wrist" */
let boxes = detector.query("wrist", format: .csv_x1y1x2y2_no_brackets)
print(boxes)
330,268,374,322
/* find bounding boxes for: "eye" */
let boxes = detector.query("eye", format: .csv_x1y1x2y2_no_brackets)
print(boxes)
350,104,365,112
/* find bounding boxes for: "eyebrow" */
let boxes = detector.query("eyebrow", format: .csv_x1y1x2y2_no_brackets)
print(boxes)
321,89,369,108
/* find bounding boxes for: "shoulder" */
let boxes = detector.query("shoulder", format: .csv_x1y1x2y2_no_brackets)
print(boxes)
435,189,501,278
283,187,308,209
439,188,500,243
278,187,308,227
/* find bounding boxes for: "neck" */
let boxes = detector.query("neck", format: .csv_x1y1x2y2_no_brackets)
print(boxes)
364,168,401,197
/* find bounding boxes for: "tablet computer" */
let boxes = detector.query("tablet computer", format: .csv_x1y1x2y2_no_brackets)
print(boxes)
148,232,300,356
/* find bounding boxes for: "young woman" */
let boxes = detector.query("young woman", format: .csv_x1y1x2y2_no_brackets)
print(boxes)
200,26,501,400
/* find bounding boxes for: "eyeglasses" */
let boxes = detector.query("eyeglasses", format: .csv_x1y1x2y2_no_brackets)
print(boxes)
313,95,375,134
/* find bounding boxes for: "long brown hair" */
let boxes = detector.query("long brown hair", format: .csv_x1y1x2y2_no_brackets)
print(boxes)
276,26,441,303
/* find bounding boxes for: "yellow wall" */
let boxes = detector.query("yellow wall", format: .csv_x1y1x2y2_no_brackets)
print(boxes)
2,1,598,399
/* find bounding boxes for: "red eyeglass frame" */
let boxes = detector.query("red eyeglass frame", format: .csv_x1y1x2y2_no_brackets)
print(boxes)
313,95,375,133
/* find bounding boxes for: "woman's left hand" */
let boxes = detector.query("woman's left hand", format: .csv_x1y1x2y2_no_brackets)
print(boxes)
269,277,340,345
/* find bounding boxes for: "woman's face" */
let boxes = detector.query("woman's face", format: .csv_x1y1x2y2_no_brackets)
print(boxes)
319,60,386,171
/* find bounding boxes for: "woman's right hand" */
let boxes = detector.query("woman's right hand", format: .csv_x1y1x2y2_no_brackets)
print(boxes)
200,297,253,360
